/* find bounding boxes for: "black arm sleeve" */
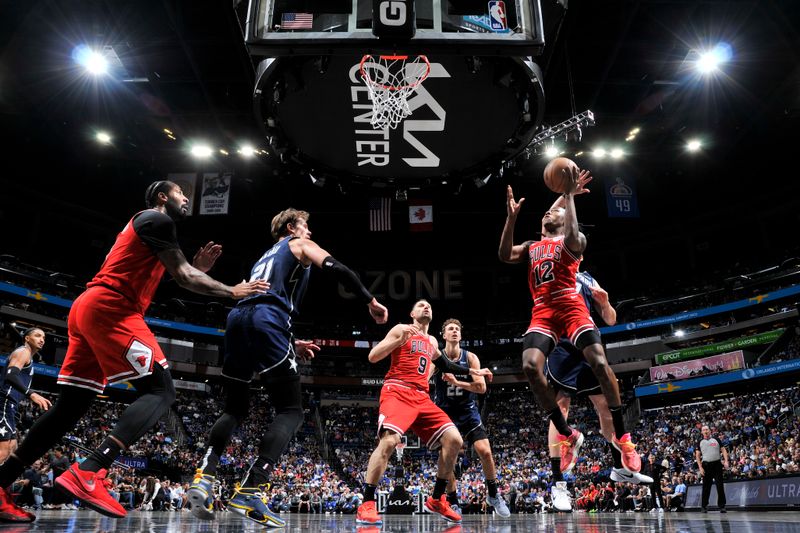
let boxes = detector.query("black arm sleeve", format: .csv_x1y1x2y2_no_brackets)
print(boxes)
432,352,471,378
133,210,180,254
4,367,31,396
321,256,373,304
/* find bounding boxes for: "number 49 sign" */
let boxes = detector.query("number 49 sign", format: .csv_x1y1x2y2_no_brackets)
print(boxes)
605,176,640,218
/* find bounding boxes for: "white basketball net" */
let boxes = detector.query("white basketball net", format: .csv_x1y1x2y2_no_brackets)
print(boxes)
360,55,431,130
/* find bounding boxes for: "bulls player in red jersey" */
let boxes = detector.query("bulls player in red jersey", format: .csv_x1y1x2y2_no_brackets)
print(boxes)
0,181,267,522
356,300,493,525
498,168,641,477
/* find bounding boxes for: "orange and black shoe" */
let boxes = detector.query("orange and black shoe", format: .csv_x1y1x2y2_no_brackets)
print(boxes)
0,486,34,522
55,463,126,518
425,494,462,523
356,499,382,525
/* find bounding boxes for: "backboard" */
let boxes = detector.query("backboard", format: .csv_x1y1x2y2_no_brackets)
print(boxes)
241,0,548,189
244,0,545,56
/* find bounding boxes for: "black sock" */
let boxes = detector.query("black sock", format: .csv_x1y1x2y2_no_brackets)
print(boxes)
609,405,626,438
610,443,623,469
80,436,124,473
486,479,498,498
199,448,220,477
242,458,273,488
0,455,26,489
364,483,377,502
548,408,572,437
551,457,563,481
433,477,448,499
447,491,459,506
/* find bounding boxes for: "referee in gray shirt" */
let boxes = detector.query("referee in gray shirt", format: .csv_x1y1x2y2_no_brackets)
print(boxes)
695,425,729,512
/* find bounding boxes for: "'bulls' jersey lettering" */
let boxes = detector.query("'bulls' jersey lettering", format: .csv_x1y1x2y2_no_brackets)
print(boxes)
384,332,437,391
528,236,581,304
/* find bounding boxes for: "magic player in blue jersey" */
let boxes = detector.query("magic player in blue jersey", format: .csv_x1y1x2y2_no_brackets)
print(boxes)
0,328,51,466
545,269,652,512
433,318,511,518
188,208,388,527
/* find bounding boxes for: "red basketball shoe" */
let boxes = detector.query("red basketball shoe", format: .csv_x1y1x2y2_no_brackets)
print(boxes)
557,428,584,473
356,500,382,525
0,486,34,522
55,463,126,518
425,494,462,523
612,433,642,473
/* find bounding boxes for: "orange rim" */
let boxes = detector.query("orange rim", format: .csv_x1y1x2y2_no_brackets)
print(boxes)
360,54,431,91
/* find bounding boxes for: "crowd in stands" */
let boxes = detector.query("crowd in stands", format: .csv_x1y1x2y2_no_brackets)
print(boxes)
6,375,800,514
320,383,800,514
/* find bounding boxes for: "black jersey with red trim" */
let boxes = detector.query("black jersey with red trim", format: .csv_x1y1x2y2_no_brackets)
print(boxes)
87,210,179,314
527,236,581,305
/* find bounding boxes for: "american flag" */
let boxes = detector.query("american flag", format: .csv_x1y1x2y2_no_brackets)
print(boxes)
281,12,313,30
369,197,392,232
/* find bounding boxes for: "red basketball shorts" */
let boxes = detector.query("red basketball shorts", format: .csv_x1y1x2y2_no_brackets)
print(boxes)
525,292,597,347
378,379,455,450
58,286,168,393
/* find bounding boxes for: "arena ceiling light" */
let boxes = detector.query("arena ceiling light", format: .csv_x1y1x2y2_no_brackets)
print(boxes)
696,43,733,74
95,131,112,145
686,139,702,152
73,45,109,75
190,144,213,158
592,148,607,159
238,145,256,158
610,148,624,159
544,145,559,158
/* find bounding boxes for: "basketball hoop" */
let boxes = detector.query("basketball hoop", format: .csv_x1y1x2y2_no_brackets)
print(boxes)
360,54,431,130
395,441,406,461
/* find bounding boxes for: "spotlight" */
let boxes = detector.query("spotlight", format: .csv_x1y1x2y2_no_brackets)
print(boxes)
696,43,732,74
592,148,606,159
190,144,213,158
238,145,256,158
544,145,559,158
610,148,624,159
629,127,640,135
84,50,108,75
95,131,112,145
675,329,685,337
686,139,702,152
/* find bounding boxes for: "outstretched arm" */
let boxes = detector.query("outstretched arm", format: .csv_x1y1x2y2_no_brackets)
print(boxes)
562,167,589,256
541,172,593,234
499,186,532,263
432,350,493,382
441,352,487,394
294,239,388,324
591,284,617,326
157,249,268,299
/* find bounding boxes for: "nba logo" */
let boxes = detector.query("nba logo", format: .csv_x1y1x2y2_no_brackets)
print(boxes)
488,1,507,31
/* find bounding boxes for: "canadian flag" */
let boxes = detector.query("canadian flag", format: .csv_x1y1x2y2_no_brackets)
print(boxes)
409,200,433,232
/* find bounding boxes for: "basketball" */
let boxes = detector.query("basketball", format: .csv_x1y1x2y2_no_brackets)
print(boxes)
543,157,578,193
